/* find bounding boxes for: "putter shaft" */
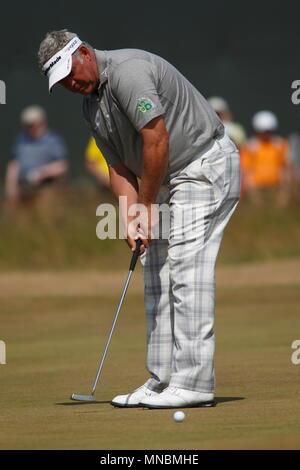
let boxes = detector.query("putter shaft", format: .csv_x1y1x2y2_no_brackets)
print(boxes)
71,240,142,401
91,269,133,395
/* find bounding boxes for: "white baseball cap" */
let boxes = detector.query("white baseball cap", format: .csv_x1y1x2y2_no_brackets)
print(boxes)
42,37,82,92
252,111,278,133
208,96,229,114
21,105,46,126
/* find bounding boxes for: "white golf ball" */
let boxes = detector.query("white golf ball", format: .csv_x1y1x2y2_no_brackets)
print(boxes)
173,411,185,422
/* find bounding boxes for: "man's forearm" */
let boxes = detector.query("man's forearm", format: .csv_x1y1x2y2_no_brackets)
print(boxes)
109,163,140,235
5,161,20,200
109,163,139,201
36,160,68,181
138,139,169,206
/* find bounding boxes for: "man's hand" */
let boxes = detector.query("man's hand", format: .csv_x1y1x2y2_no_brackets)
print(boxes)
27,169,42,185
125,203,159,253
127,203,159,250
27,161,68,185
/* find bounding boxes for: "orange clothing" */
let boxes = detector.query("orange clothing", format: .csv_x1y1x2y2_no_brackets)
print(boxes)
240,136,288,188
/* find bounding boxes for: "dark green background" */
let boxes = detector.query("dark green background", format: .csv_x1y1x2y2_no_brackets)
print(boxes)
1,0,299,178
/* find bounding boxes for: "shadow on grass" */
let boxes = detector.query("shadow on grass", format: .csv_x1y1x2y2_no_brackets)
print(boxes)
56,400,111,406
55,397,245,407
215,397,245,404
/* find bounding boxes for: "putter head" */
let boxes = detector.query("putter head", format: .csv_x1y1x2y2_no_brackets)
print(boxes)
70,393,97,402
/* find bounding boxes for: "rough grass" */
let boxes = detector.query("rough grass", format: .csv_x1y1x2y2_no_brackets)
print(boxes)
0,189,300,270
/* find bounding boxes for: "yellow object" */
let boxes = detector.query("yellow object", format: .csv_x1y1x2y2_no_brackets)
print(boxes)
241,137,288,187
85,137,109,177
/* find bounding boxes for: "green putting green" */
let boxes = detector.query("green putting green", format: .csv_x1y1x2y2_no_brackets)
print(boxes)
0,263,299,449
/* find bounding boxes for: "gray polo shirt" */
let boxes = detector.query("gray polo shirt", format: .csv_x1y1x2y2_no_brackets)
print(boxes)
83,49,224,183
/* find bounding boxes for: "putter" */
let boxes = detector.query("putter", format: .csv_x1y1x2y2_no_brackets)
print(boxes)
71,239,142,402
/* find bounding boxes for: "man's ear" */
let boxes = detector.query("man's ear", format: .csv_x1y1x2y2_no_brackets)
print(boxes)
78,45,92,61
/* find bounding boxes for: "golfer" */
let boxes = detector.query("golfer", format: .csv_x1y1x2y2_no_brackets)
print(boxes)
38,30,240,409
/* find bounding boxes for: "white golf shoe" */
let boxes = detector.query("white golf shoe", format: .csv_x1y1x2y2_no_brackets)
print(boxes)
111,384,160,408
140,386,215,409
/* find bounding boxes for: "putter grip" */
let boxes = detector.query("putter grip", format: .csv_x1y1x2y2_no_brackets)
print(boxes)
130,239,142,271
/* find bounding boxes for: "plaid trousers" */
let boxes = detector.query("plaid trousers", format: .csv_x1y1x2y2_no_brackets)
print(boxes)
140,133,240,393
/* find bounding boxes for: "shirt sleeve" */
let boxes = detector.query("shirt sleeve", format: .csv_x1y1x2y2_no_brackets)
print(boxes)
111,59,164,132
49,133,68,161
93,133,121,167
11,134,23,161
11,140,18,161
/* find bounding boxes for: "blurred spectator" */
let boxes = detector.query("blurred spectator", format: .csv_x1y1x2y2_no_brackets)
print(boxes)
85,136,110,189
4,105,69,218
241,111,290,206
287,130,300,202
207,96,246,148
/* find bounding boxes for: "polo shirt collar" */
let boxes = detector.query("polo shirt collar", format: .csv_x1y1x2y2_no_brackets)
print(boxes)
94,49,109,90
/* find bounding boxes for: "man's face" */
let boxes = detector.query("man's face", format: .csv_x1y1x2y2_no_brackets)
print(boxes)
258,131,273,141
60,46,99,95
26,120,47,139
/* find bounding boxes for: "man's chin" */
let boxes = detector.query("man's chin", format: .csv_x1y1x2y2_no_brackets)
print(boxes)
77,84,97,95
80,89,93,95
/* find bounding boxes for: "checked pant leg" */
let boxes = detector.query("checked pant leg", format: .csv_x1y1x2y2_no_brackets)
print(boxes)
141,237,174,392
168,142,240,393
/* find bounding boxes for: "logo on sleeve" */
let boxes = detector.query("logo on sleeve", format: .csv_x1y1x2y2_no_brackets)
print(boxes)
137,98,154,113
